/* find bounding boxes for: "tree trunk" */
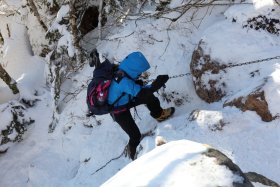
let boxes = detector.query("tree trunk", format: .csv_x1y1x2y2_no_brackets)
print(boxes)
0,32,3,45
0,63,19,94
98,0,104,41
47,50,63,133
69,0,82,65
27,0,48,31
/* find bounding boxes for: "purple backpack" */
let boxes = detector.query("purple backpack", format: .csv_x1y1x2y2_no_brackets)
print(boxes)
86,60,123,115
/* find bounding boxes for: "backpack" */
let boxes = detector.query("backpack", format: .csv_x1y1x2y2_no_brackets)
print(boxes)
86,60,124,115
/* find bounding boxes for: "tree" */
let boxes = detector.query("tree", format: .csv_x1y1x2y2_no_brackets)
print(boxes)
0,63,19,94
26,0,48,31
69,0,83,64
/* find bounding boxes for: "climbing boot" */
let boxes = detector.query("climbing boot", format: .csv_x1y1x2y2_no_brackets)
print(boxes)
156,107,175,122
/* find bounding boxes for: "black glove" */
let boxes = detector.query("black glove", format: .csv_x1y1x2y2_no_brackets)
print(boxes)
135,79,144,86
151,75,169,92
89,49,100,67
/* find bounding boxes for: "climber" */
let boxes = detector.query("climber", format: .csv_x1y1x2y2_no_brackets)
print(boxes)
108,51,175,160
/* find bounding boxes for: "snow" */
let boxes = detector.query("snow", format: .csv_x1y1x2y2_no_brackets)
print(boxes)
0,10,45,104
50,4,75,58
56,5,69,23
102,140,244,187
0,103,13,132
0,0,280,187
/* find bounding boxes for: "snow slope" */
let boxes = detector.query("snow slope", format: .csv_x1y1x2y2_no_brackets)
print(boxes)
0,0,280,187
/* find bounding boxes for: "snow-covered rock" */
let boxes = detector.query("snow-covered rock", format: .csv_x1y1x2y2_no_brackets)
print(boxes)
0,101,34,149
190,4,280,122
190,40,227,103
223,78,276,122
102,140,253,187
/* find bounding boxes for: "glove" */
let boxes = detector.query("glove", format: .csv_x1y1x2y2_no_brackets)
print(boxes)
151,75,169,92
135,79,144,86
89,49,101,67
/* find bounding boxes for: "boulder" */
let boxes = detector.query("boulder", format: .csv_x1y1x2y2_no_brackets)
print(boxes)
224,90,275,122
190,41,227,103
102,140,253,187
0,101,34,149
245,172,279,187
224,79,277,122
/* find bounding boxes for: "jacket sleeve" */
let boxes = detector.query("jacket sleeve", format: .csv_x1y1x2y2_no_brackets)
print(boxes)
120,77,141,97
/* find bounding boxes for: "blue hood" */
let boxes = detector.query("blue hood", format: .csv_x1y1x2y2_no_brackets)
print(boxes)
119,52,150,79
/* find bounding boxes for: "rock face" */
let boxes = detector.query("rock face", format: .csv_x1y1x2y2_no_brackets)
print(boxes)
190,41,227,103
245,172,279,187
204,148,253,187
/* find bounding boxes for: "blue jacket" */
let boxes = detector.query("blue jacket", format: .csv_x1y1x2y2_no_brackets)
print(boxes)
108,52,150,107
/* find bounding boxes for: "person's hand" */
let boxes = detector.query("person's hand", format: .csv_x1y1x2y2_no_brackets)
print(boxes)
135,79,144,86
89,49,100,67
151,75,169,92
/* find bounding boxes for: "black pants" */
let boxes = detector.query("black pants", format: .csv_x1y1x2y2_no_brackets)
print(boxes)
112,89,163,149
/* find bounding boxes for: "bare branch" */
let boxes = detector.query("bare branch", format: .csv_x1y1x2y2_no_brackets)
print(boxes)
6,24,10,37
26,0,48,31
0,1,20,16
113,1,252,22
0,32,3,44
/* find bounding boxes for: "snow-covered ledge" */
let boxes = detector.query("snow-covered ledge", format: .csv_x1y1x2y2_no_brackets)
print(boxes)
102,140,252,187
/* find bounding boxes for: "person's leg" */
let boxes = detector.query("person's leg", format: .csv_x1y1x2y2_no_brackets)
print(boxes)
113,109,141,159
133,88,163,118
133,88,175,121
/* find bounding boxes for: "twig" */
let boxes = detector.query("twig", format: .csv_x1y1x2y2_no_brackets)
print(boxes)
91,148,126,175
27,0,48,31
138,0,148,13
6,24,10,37
100,32,135,41
125,1,252,21
160,24,171,59
197,3,211,28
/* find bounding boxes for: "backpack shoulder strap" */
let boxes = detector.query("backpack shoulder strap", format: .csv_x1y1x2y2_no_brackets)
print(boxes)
114,70,126,83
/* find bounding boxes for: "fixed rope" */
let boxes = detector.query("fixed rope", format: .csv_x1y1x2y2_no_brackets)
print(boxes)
221,56,280,69
146,72,191,83
145,55,280,82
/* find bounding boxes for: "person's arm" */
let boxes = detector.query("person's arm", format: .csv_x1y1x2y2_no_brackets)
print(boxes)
150,75,169,92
